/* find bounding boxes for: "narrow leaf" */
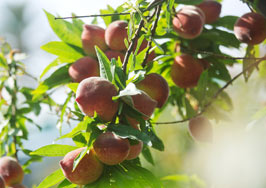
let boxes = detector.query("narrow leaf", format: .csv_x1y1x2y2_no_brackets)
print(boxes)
37,169,65,188
30,144,79,157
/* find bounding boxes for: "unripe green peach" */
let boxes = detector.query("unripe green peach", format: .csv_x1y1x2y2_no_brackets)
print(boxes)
234,12,266,45
136,73,169,108
82,25,108,57
68,57,99,83
171,54,203,88
93,132,130,165
188,116,213,142
0,176,5,188
197,0,222,24
105,20,128,51
76,77,119,122
172,6,205,39
0,157,24,186
105,50,125,62
60,148,103,185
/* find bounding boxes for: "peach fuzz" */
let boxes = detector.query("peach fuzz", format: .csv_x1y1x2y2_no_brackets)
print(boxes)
82,24,108,57
197,0,222,24
68,57,99,83
76,77,119,122
60,148,103,185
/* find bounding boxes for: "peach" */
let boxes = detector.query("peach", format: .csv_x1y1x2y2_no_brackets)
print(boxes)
234,12,266,45
126,141,143,160
197,0,222,24
136,73,169,108
199,59,210,70
82,25,108,57
126,92,157,125
188,116,213,142
68,57,99,83
105,20,128,51
0,176,5,188
105,50,125,62
93,132,130,165
171,54,203,88
76,77,119,122
172,5,205,39
0,157,24,186
60,148,103,185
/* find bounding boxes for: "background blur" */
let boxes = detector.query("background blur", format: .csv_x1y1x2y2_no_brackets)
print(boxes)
1,0,266,187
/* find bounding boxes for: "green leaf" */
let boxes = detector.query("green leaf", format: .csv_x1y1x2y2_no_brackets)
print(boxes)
141,145,155,165
32,65,71,99
44,11,82,47
57,92,72,133
143,122,164,151
67,83,79,93
243,45,259,81
41,41,83,62
108,124,152,146
212,16,238,30
175,0,203,5
113,83,141,100
37,169,65,188
95,46,113,82
30,144,79,157
73,147,88,171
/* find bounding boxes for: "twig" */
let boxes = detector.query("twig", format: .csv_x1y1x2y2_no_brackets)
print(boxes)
122,19,145,73
142,4,162,67
55,12,130,20
153,56,266,125
182,47,262,60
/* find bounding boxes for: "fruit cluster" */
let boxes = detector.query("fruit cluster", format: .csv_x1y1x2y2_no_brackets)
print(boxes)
0,157,25,188
68,20,155,83
59,0,266,185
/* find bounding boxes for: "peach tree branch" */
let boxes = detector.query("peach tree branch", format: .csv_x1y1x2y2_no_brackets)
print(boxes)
153,55,266,125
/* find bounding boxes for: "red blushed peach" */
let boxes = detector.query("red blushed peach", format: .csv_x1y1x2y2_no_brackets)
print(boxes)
82,25,108,57
76,77,119,122
171,54,203,88
173,5,205,39
60,148,103,185
126,141,143,160
68,57,99,83
105,50,125,62
93,132,130,165
136,73,169,108
126,92,157,125
105,20,128,51
197,0,222,24
0,157,24,186
0,176,5,188
234,12,266,45
188,116,213,142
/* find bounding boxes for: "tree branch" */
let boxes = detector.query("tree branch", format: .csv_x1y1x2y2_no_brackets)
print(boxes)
153,56,266,125
142,4,162,67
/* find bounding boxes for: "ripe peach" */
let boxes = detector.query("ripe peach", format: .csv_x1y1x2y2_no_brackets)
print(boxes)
234,12,266,45
76,77,119,122
68,57,99,83
93,132,130,165
105,50,125,62
60,148,103,185
105,20,128,51
8,184,26,188
136,73,169,108
197,0,222,24
171,54,203,88
126,92,157,125
82,25,108,57
0,157,24,186
199,59,210,70
0,176,5,188
172,5,205,39
126,141,143,160
188,116,213,142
